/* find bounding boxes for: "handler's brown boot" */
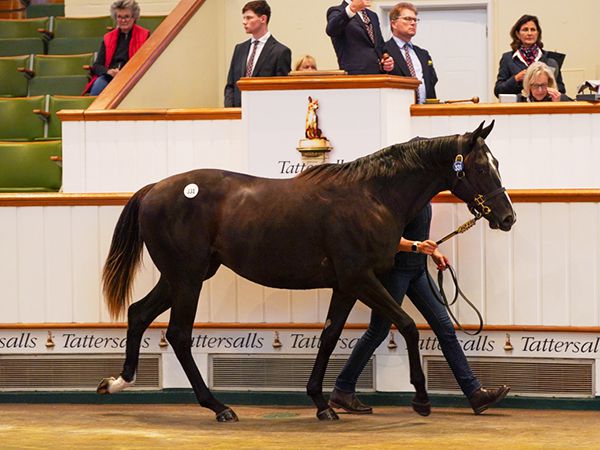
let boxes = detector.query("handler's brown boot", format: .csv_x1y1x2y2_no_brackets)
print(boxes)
329,387,373,414
469,385,510,414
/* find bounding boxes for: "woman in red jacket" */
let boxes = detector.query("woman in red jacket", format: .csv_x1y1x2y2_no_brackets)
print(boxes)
84,0,150,95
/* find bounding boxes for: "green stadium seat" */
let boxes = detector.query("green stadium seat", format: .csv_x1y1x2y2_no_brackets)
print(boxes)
0,18,49,38
0,38,45,56
0,55,31,97
0,140,62,192
47,37,102,55
37,95,96,138
17,53,94,96
0,18,48,55
0,96,46,140
28,75,90,96
44,16,113,38
44,16,113,54
137,15,166,32
27,3,65,18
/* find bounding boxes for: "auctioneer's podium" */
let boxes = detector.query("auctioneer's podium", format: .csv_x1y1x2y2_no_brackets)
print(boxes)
238,74,420,179
60,74,419,192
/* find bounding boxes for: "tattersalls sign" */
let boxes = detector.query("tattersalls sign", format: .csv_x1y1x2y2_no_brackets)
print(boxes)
1,329,600,359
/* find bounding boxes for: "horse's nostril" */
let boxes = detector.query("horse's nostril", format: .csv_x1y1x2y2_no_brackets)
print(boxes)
503,215,515,227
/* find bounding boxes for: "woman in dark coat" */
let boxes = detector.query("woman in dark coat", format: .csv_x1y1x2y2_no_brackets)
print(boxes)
494,14,566,98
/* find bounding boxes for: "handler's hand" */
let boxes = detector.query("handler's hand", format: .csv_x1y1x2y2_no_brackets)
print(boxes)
431,249,449,271
417,239,437,255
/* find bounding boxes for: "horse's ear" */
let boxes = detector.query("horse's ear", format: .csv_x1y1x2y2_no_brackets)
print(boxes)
480,120,495,140
308,96,312,102
467,121,487,149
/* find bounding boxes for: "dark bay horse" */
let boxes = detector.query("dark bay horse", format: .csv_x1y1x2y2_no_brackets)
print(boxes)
98,121,515,422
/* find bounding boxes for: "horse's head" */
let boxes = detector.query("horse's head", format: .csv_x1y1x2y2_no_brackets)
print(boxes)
450,121,516,231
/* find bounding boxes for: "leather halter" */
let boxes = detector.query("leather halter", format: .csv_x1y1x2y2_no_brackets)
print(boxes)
451,137,507,219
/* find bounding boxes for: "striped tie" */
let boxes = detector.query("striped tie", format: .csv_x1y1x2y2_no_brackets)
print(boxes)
360,10,375,44
404,44,420,103
245,40,259,77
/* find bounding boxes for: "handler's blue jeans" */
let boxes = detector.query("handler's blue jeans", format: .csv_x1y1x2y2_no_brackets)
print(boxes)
335,264,481,398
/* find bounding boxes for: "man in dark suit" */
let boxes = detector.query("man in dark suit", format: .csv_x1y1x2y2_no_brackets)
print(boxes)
386,2,438,103
326,0,394,75
224,1,291,107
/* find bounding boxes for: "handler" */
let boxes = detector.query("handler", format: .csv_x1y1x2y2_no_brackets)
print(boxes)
330,204,511,414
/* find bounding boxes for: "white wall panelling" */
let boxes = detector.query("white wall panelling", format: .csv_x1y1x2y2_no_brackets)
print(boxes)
2,201,599,327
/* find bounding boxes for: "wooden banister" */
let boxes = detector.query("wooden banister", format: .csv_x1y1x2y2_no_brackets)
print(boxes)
2,190,600,207
88,0,206,111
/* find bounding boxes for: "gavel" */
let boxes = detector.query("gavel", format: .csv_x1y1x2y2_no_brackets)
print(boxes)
425,97,480,104
445,96,480,104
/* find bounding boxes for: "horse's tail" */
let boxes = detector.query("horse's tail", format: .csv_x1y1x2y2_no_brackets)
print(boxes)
102,183,155,320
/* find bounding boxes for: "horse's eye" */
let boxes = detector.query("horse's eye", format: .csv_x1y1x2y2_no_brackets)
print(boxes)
476,167,486,175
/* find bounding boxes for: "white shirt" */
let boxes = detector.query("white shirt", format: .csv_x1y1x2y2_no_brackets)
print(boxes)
344,0,368,22
392,35,426,104
246,31,271,75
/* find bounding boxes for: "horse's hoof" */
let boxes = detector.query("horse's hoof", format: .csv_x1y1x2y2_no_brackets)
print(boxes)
317,408,339,421
411,399,431,417
96,377,114,395
216,408,239,422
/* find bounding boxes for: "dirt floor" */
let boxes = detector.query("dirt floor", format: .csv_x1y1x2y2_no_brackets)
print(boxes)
1,403,599,450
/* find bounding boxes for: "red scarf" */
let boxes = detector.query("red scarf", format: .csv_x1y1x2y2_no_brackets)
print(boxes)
518,44,540,66
83,24,150,94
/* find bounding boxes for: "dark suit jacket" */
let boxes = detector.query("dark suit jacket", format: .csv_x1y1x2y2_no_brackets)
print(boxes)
494,50,566,97
386,38,438,100
326,2,386,75
224,35,291,107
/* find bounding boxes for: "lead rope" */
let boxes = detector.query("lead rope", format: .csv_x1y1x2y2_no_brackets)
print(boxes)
426,214,484,335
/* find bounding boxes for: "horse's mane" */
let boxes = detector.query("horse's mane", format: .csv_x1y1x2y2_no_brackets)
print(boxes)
296,134,460,184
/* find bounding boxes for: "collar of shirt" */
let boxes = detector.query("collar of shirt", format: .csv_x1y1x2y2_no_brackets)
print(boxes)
512,48,542,66
393,35,412,50
251,31,271,46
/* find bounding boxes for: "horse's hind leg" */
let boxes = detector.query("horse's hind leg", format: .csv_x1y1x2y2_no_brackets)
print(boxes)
97,277,172,394
306,290,356,420
166,278,237,422
355,276,430,416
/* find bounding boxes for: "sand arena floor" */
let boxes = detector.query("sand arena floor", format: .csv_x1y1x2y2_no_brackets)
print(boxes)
1,403,600,449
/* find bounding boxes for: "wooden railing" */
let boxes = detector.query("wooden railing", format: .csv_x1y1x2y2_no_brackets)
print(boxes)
2,189,600,207
88,0,206,111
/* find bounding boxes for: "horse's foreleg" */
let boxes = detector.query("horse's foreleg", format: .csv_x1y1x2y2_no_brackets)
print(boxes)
354,276,430,416
307,290,356,421
167,280,237,422
97,277,172,395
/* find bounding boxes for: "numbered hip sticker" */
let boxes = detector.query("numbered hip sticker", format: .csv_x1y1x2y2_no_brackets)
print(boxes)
183,183,199,198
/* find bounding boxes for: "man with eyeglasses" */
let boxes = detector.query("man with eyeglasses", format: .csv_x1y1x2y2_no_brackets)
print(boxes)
326,0,394,75
386,2,438,103
84,0,150,95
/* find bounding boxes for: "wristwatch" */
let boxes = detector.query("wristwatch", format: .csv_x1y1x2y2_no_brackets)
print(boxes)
411,241,421,253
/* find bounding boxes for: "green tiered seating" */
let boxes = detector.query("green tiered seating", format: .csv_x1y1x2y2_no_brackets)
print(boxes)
27,3,65,18
0,17,48,56
0,55,31,97
0,140,62,192
37,95,96,138
0,96,46,140
45,16,113,54
18,53,94,95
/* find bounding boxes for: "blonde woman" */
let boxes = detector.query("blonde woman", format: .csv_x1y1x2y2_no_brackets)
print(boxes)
518,61,571,102
295,55,318,71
